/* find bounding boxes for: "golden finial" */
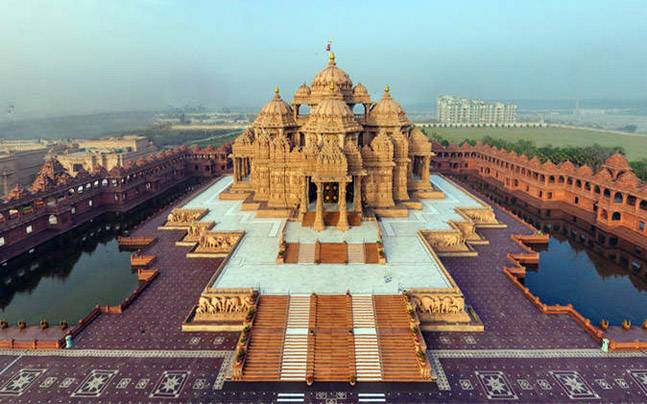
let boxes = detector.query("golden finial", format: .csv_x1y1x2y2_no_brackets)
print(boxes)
274,86,279,95
329,51,335,64
384,84,390,94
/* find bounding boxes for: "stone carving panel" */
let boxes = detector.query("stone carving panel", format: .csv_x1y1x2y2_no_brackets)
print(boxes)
191,231,244,257
408,289,470,324
195,289,257,321
164,208,209,228
456,207,501,227
180,221,215,244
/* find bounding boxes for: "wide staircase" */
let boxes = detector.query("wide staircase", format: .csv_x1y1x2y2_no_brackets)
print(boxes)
373,295,427,382
364,243,380,264
347,243,366,264
241,296,289,381
280,295,311,381
312,295,355,382
352,295,382,381
297,243,316,264
241,294,430,383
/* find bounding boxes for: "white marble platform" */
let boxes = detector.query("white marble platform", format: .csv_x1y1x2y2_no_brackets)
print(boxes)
181,174,485,294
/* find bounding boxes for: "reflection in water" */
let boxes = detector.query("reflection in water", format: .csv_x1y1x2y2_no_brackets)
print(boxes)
525,233,647,325
0,180,200,325
468,179,647,326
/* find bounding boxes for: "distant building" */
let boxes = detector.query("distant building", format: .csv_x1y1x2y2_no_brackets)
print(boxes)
0,140,61,196
437,96,517,126
55,135,157,175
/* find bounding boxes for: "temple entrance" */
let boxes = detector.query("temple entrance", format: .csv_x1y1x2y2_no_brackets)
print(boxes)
323,182,338,204
308,178,317,204
346,180,354,203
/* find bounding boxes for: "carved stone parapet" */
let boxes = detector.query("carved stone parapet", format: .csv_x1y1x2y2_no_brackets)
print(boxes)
450,220,484,243
455,207,505,228
177,221,215,246
160,208,209,229
188,231,244,258
195,288,258,322
407,288,471,324
420,229,475,257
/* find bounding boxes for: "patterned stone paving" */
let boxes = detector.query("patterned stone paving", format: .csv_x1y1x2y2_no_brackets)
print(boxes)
72,178,239,352
426,179,599,350
1,176,647,402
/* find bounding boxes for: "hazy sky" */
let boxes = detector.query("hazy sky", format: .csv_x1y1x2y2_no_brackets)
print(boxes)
1,0,646,119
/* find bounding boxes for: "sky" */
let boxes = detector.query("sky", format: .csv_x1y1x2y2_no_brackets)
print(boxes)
1,0,647,119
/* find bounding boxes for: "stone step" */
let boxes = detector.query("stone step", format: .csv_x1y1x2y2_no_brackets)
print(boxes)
347,243,366,264
280,296,311,381
296,243,316,264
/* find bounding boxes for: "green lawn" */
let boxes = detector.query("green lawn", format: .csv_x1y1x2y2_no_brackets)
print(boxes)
422,126,647,160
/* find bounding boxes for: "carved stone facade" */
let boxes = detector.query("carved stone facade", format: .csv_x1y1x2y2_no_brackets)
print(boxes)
420,229,475,256
407,289,471,324
433,143,647,243
228,53,434,231
190,231,244,257
161,208,209,229
177,221,215,246
195,288,257,322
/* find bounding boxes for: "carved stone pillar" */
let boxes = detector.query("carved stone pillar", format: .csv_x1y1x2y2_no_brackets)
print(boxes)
422,156,430,183
300,176,309,214
233,158,240,182
337,182,349,231
353,176,362,214
313,181,325,232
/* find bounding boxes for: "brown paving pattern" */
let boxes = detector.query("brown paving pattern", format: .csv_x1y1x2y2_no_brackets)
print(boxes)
426,178,600,350
73,178,239,351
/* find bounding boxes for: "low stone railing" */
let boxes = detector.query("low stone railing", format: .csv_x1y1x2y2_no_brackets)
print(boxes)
117,236,157,249
130,254,156,267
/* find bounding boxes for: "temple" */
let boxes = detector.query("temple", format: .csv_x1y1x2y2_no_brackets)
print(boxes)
227,52,434,230
171,53,508,384
2,53,647,401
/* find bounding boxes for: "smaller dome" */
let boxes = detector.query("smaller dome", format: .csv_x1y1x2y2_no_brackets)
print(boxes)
253,87,297,129
6,184,30,201
558,160,576,173
576,165,593,177
367,85,411,127
353,83,368,96
294,82,311,97
603,153,630,170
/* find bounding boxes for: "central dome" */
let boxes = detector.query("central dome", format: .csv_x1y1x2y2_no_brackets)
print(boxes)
310,52,353,99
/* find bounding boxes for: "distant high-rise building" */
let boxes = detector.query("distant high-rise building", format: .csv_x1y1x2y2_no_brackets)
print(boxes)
437,96,517,126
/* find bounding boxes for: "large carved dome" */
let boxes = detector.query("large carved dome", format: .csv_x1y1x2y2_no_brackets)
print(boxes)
253,87,297,129
367,85,411,127
310,52,353,99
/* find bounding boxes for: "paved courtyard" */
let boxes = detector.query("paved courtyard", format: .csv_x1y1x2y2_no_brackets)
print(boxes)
184,174,489,294
1,175,646,402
